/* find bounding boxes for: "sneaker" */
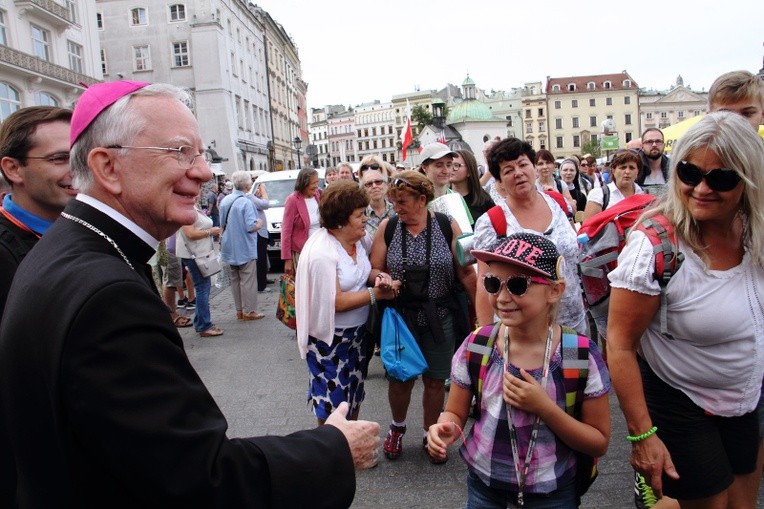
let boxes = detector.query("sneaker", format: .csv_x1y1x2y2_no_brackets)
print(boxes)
383,424,406,460
176,298,188,308
185,299,196,310
634,471,658,509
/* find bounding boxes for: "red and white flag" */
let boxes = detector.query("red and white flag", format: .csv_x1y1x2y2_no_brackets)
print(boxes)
401,100,413,161
436,130,447,144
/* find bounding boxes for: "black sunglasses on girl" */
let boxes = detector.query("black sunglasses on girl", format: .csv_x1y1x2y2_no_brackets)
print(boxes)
676,160,741,192
482,274,551,297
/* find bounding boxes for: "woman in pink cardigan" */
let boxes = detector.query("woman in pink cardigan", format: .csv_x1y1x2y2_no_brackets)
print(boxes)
282,168,321,275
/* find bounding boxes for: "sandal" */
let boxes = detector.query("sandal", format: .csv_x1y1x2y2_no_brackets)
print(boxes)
240,312,265,321
173,315,192,328
199,326,224,337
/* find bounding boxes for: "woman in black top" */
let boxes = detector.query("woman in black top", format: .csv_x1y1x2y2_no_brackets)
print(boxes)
559,158,587,214
450,150,494,226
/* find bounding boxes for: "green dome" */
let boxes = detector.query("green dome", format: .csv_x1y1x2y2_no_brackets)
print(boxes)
447,99,493,123
462,75,475,86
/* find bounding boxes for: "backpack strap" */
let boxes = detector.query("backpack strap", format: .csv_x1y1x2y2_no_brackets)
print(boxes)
384,215,399,247
486,205,507,238
634,215,684,339
433,211,453,246
466,323,501,417
560,326,589,417
601,184,611,211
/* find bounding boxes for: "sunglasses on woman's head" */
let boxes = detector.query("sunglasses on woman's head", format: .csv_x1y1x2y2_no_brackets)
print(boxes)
676,160,741,192
482,273,551,297
391,177,420,193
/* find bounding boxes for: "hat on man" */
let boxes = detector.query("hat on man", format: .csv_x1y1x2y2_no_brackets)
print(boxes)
70,80,151,147
419,142,456,163
471,232,564,280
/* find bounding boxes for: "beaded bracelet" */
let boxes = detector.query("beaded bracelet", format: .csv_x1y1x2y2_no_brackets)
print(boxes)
626,426,657,442
368,287,376,306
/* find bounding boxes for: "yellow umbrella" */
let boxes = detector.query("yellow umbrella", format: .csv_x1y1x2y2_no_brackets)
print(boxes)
662,115,764,153
661,115,703,153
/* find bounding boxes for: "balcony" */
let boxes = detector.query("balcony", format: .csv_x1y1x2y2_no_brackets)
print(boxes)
14,0,72,28
0,45,100,87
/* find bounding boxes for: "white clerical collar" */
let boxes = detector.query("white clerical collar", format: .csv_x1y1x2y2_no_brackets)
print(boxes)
76,194,159,250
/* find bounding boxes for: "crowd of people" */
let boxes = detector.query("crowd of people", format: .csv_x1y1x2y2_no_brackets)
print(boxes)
0,69,761,508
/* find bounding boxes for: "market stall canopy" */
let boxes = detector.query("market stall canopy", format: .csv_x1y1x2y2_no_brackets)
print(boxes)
662,115,764,153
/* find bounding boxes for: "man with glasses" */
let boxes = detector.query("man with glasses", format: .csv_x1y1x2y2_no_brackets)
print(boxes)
0,105,73,507
0,81,378,508
637,128,670,187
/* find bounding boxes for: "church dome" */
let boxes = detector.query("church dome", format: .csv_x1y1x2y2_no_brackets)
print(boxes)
447,99,493,123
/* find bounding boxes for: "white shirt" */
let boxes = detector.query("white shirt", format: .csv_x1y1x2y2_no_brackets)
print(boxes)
305,197,320,237
331,235,371,328
586,182,644,210
609,230,764,416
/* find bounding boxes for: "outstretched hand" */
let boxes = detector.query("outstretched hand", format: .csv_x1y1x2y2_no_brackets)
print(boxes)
325,402,380,470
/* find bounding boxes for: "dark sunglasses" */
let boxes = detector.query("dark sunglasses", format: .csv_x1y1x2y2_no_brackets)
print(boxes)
360,163,381,171
676,160,741,192
363,179,386,188
482,273,551,297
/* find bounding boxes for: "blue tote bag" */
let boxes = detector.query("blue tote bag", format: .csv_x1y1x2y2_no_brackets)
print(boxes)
380,307,428,382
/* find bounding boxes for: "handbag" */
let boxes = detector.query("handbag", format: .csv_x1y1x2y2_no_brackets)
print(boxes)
276,273,297,329
194,249,222,278
380,307,428,382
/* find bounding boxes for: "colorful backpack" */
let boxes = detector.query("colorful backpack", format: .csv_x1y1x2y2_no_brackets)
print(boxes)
466,325,597,502
577,194,683,340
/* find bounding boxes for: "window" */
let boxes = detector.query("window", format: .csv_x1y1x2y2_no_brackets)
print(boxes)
604,81,612,89
573,135,580,148
552,84,560,92
587,82,595,90
100,48,107,74
693,110,701,117
625,132,633,143
96,12,103,30
556,136,564,149
31,25,50,61
0,83,21,122
660,112,667,119
525,137,534,148
67,41,83,73
230,53,236,76
646,112,653,120
35,92,58,106
0,11,7,45
590,116,597,127
525,109,531,119
554,100,561,109
624,96,631,105
172,41,189,67
525,121,533,134
572,99,578,108
572,117,580,128
538,121,545,132
568,83,576,92
130,8,147,26
538,108,544,117
168,4,185,22
133,45,151,71
589,98,595,107
591,134,598,144
606,97,612,106
623,80,632,88
625,114,632,125
678,111,685,119
555,118,563,129
66,0,77,24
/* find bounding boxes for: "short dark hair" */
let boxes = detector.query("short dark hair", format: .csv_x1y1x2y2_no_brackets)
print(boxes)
610,149,642,180
488,138,536,180
0,106,72,183
319,180,369,229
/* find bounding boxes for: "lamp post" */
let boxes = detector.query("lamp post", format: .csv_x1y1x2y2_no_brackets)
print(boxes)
293,136,302,169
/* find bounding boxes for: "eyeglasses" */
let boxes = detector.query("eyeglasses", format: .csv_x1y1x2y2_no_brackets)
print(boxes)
360,163,381,171
25,152,70,165
643,139,664,146
363,179,386,188
392,177,421,193
107,145,205,169
482,273,551,297
452,163,464,169
580,162,590,167
676,160,741,192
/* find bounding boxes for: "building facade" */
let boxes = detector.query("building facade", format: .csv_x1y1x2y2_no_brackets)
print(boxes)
1,0,101,119
309,107,329,168
520,81,548,152
639,75,707,131
327,110,355,165
354,100,395,164
546,72,640,157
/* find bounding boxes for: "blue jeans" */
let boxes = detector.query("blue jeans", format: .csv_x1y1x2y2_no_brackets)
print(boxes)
466,470,576,509
182,258,213,333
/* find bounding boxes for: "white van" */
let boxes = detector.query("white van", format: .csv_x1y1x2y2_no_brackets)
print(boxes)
252,168,325,269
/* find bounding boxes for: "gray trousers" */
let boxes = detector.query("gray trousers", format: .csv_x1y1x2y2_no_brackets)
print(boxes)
229,259,258,313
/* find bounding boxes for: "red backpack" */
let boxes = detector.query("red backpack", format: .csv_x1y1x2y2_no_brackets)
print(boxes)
577,194,683,340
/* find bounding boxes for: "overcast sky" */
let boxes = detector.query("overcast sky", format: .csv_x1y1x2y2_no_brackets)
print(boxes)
258,0,762,111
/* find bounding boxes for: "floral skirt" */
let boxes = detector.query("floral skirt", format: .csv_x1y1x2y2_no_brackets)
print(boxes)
306,325,367,421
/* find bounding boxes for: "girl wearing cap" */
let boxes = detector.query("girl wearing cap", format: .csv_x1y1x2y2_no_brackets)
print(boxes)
427,232,611,508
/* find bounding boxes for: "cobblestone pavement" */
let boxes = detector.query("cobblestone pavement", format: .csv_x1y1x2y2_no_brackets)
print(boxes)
178,271,764,509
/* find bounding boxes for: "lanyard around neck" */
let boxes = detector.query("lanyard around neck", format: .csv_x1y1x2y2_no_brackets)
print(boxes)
0,206,41,239
504,324,554,508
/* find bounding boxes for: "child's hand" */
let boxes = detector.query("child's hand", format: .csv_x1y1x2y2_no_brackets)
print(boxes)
503,369,553,414
427,422,458,462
